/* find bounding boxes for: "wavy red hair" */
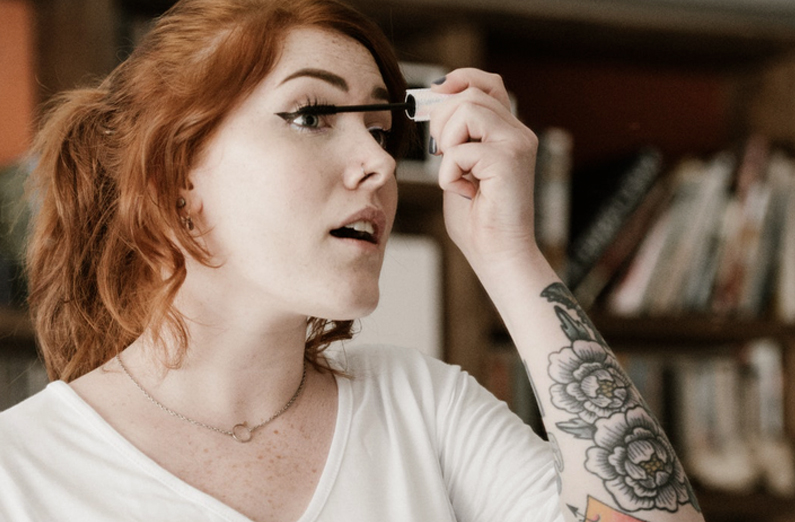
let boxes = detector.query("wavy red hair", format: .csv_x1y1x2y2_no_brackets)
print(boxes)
26,0,408,382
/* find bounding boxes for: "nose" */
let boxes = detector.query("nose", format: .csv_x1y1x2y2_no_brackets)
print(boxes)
343,127,397,190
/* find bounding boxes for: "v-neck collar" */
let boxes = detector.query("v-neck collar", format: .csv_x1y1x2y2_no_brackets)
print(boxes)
50,373,352,522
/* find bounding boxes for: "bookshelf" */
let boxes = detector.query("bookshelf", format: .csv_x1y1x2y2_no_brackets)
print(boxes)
355,3,795,522
593,315,795,522
6,1,795,520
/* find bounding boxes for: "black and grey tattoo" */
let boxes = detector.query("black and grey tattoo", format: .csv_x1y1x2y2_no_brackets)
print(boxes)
540,282,701,514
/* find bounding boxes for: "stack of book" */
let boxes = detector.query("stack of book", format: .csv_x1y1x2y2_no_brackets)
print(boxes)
620,339,795,495
566,136,795,322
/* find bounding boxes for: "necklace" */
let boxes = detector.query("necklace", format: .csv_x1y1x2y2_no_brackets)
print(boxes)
116,353,307,443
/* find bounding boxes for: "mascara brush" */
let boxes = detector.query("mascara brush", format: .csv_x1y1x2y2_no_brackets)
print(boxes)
276,89,450,121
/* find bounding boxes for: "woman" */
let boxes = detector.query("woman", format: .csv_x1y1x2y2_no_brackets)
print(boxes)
0,0,705,521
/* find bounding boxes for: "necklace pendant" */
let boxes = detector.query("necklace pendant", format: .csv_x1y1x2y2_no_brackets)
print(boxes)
232,423,253,443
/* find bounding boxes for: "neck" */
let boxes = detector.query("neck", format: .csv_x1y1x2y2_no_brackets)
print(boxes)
122,310,312,429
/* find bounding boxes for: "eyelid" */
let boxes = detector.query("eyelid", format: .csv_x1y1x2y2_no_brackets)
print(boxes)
368,126,391,150
275,99,393,149
275,98,336,130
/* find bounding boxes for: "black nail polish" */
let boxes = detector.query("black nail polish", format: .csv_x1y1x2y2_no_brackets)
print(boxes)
428,136,438,155
432,76,447,85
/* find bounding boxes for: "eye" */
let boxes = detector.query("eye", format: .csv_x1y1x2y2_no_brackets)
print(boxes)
275,100,333,131
290,112,323,130
369,127,391,150
279,110,328,131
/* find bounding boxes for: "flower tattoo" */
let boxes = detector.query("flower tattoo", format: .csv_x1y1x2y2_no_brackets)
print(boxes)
586,407,690,512
550,340,639,424
541,282,699,514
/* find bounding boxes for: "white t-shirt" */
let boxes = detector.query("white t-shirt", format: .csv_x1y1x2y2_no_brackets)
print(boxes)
0,345,563,521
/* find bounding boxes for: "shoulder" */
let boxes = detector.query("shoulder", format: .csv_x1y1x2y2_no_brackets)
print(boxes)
332,343,465,391
335,343,440,371
330,343,504,423
0,382,63,427
0,382,70,449
0,382,75,493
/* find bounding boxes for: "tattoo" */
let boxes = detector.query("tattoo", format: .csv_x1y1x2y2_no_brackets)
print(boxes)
547,432,564,493
569,496,652,522
541,283,700,514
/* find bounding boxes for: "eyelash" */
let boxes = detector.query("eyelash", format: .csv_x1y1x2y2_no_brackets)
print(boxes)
278,98,392,150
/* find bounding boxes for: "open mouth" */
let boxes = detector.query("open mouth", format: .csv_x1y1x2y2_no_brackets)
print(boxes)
330,220,378,244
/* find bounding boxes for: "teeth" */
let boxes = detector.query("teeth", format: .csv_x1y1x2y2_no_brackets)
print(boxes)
346,220,375,235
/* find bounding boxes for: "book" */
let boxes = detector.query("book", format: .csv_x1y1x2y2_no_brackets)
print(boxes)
606,204,675,316
776,167,795,322
573,173,673,310
742,339,795,495
534,127,573,276
738,152,794,315
711,137,773,315
605,157,709,316
647,153,733,314
642,156,731,315
674,355,759,493
564,147,663,290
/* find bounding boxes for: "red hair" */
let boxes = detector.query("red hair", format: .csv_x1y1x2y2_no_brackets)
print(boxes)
26,0,408,382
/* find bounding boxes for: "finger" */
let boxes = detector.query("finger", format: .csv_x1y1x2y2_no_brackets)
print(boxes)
428,89,516,150
434,99,522,156
431,68,511,110
437,141,498,195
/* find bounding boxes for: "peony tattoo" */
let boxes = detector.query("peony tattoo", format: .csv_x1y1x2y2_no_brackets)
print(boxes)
549,339,639,426
540,283,700,514
586,407,690,512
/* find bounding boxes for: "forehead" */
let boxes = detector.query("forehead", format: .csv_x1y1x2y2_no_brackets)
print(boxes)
270,27,385,90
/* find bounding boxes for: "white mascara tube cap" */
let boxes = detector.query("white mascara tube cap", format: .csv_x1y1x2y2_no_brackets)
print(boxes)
405,88,451,122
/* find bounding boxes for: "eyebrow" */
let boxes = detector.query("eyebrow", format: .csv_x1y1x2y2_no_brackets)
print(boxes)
279,68,391,102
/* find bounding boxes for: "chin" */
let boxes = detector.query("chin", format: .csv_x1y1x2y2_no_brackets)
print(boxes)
319,288,380,322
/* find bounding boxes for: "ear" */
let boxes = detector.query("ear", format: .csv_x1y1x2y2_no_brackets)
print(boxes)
177,179,203,215
176,180,203,232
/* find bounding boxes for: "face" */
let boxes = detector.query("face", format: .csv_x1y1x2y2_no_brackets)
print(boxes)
186,27,399,321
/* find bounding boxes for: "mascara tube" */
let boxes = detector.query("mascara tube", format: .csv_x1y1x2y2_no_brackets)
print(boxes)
404,88,451,122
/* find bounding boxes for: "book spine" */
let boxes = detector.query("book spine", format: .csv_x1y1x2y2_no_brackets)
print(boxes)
648,154,733,314
565,148,663,289
776,174,795,322
573,176,672,309
535,127,573,276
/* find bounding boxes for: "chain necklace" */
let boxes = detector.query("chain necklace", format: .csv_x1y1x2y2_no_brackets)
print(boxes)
116,353,307,443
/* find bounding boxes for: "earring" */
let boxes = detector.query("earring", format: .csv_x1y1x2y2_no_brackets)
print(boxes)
176,197,194,231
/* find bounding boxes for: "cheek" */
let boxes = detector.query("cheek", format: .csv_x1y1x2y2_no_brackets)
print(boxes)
384,178,399,222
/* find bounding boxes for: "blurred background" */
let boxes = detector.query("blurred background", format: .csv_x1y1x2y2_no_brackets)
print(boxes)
4,1,795,520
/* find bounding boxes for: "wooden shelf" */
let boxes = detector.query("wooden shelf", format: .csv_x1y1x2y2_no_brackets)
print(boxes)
591,313,795,347
697,487,795,522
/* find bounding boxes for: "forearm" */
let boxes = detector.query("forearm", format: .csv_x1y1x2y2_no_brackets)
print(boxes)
424,67,704,521
477,248,705,522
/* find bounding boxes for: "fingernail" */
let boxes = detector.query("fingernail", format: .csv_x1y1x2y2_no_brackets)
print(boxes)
428,136,438,155
432,76,447,85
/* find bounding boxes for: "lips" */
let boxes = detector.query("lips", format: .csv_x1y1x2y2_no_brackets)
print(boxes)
330,208,386,245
